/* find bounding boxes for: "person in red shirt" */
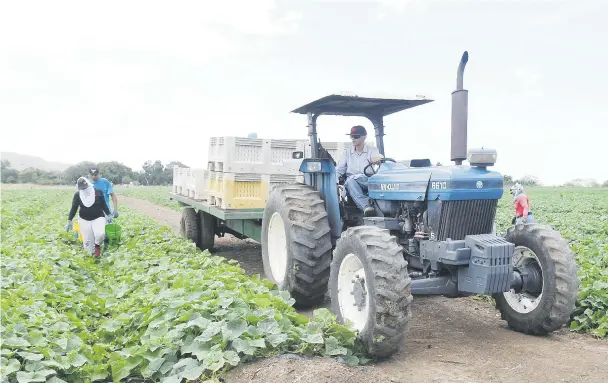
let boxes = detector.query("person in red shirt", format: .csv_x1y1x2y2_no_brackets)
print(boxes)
510,183,535,225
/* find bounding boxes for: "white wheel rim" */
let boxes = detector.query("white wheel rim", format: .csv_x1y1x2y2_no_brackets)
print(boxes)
503,246,544,313
267,212,288,284
337,253,369,332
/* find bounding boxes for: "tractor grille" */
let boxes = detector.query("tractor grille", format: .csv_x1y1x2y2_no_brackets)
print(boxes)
437,200,497,241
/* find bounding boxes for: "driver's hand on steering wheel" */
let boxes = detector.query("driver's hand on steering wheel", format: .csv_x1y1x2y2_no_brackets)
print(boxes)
371,154,384,164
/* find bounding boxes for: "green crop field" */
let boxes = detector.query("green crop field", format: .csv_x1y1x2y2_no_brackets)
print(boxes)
1,188,367,383
1,186,607,382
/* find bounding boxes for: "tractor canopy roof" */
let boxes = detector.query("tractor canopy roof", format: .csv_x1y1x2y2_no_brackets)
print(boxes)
291,94,433,117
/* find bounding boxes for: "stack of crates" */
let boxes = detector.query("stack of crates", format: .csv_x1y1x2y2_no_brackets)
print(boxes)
205,137,308,209
172,167,187,195
306,141,353,162
172,136,356,210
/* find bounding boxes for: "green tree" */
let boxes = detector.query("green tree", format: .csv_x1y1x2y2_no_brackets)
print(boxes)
63,161,98,184
1,160,19,183
98,161,136,185
18,168,41,183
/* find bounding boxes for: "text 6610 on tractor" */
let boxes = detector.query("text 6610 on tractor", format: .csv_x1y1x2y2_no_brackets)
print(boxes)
261,51,580,358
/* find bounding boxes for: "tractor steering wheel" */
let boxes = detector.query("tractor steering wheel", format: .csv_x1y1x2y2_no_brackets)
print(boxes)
364,158,396,177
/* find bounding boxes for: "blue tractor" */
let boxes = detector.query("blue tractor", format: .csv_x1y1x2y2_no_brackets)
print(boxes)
260,52,579,358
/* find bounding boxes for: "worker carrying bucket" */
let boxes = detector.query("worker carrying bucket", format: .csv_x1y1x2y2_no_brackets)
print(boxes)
510,182,535,225
65,177,112,257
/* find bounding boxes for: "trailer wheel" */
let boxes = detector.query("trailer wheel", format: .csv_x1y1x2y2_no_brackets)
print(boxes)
330,226,412,358
261,184,333,307
197,211,216,251
493,223,580,335
180,207,199,245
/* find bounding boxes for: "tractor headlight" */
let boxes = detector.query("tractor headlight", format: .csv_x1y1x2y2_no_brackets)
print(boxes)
306,161,322,172
467,148,497,167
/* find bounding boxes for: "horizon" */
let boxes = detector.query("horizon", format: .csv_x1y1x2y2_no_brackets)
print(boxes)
2,0,607,186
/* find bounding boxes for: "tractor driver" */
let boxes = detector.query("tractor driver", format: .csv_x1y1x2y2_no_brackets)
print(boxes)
336,125,383,217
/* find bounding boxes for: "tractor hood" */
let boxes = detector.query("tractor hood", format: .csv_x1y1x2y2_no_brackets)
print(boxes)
367,162,504,201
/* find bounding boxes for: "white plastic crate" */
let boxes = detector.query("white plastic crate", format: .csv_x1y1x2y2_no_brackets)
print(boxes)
207,172,301,209
172,167,188,195
193,169,209,200
207,137,307,175
305,141,353,164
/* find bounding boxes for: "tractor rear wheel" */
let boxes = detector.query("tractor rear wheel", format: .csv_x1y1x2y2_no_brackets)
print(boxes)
261,184,333,308
329,226,413,358
180,207,199,245
493,223,580,335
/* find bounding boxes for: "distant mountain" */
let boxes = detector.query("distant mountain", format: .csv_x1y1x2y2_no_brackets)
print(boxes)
1,152,73,172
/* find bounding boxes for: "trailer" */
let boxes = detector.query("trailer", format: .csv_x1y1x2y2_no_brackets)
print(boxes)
169,136,351,250
169,192,264,250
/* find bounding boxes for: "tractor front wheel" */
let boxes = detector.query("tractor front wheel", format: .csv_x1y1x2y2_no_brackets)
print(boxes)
329,226,413,358
261,184,333,308
493,223,580,335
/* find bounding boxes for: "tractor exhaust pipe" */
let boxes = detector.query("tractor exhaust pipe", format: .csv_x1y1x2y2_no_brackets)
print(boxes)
451,51,469,165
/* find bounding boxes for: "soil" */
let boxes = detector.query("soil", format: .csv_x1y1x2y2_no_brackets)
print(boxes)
119,195,608,383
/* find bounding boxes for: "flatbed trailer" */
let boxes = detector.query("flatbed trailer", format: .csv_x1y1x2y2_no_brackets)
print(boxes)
169,192,264,247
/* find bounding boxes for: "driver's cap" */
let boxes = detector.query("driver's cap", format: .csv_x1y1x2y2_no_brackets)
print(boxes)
347,125,367,136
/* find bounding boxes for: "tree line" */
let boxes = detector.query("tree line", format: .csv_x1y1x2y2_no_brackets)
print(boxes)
1,160,189,186
2,159,606,187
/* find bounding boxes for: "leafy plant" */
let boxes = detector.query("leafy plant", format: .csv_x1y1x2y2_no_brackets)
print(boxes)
1,189,367,383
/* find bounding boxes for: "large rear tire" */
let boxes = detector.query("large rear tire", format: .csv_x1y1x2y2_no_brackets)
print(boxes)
180,208,199,245
330,226,413,358
261,184,333,308
197,210,216,251
493,223,580,335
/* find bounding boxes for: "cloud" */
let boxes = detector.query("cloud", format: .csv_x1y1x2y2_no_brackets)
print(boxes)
371,0,429,19
0,0,302,168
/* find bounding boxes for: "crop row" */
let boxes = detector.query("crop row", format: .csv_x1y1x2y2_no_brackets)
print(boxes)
1,189,367,383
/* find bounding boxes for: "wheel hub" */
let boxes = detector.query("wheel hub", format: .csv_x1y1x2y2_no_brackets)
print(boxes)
337,253,369,332
351,274,367,311
504,246,544,314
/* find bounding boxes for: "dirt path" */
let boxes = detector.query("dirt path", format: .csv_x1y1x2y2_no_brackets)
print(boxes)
120,196,608,383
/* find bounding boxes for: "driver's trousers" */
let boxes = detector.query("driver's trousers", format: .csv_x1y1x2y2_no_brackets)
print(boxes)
344,175,370,211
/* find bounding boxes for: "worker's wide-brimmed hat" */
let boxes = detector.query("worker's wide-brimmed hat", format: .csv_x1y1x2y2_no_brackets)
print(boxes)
347,125,367,136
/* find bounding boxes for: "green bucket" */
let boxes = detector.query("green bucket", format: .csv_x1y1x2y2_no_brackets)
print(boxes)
105,222,122,247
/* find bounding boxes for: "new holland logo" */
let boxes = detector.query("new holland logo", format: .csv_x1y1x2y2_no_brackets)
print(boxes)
476,181,484,189
380,183,400,191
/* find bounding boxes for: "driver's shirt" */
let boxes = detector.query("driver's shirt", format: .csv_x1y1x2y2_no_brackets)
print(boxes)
335,144,380,182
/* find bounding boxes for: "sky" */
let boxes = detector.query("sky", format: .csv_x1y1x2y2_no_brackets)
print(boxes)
1,0,607,186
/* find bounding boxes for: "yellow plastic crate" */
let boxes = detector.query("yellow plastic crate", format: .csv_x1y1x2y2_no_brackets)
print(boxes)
208,172,301,209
